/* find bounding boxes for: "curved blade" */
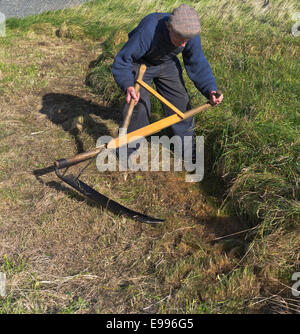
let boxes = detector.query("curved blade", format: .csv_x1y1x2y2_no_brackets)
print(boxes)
55,169,164,224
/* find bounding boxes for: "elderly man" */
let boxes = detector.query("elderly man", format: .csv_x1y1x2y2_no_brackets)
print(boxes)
112,4,223,160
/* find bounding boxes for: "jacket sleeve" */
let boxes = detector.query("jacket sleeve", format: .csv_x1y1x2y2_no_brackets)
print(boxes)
182,35,218,99
112,15,156,92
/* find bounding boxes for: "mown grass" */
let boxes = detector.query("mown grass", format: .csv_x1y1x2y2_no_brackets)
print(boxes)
0,0,299,314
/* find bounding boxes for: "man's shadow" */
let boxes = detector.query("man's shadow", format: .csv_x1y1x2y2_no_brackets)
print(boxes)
39,92,121,154
34,91,123,200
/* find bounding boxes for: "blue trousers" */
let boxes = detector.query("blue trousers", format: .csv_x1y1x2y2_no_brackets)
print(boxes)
119,60,195,157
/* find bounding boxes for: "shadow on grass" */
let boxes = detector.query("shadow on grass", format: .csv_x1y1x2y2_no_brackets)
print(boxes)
32,165,91,205
33,92,122,213
39,92,121,154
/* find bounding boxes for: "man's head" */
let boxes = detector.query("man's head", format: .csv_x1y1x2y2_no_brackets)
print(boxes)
167,4,201,47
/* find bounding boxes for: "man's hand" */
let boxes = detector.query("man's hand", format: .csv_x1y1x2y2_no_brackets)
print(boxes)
126,86,140,105
209,91,223,106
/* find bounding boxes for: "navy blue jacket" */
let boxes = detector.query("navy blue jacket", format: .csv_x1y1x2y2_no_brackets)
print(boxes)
112,12,218,99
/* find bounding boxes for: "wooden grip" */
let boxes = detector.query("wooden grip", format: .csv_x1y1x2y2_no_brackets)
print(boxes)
214,89,223,99
121,64,147,129
54,145,106,169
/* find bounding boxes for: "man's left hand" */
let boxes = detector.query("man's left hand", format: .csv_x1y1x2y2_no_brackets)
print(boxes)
209,91,223,106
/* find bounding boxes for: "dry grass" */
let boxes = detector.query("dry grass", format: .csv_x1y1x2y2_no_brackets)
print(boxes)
0,25,248,314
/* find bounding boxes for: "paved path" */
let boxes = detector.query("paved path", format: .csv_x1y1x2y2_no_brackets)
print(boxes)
0,0,91,18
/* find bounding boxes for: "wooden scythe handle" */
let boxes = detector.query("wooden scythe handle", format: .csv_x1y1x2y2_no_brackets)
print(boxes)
212,89,223,99
54,84,223,169
121,64,147,130
54,145,106,169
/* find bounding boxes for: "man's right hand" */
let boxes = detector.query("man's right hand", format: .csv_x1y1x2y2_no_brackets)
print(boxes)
126,86,140,105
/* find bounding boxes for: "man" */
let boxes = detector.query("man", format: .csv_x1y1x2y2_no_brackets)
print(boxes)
112,4,223,160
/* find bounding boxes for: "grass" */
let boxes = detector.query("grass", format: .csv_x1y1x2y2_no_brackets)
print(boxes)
0,0,299,314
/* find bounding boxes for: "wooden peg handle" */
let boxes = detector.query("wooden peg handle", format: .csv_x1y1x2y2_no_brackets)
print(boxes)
121,64,147,130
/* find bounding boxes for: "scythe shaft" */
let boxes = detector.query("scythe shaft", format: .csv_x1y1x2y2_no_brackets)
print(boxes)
53,64,222,223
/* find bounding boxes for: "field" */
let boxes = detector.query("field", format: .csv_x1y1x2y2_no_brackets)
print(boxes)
0,0,299,313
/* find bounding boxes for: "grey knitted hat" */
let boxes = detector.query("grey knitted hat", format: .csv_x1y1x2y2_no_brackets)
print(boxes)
168,4,201,39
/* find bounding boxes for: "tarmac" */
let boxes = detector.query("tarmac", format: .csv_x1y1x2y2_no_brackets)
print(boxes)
0,0,91,18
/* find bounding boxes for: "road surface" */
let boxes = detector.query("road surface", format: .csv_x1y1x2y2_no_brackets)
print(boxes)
0,0,91,18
